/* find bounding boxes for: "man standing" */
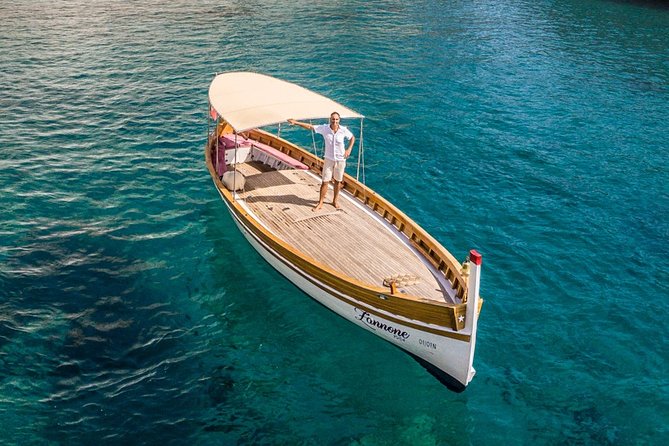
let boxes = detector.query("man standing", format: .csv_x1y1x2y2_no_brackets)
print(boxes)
288,112,355,211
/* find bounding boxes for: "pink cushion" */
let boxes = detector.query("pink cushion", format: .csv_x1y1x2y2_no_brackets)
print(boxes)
252,142,309,170
219,134,252,149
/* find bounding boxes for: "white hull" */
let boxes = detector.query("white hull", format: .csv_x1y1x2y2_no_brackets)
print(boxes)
219,191,477,391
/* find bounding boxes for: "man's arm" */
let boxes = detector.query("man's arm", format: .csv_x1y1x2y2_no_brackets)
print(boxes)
345,136,356,158
287,119,314,131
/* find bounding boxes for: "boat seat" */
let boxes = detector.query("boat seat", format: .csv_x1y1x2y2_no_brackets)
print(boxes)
220,133,308,170
251,142,309,170
219,133,252,149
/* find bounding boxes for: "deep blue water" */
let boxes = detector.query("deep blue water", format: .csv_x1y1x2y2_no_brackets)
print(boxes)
1,0,668,444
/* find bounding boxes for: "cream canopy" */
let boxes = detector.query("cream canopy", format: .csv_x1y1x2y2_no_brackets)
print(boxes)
208,72,363,132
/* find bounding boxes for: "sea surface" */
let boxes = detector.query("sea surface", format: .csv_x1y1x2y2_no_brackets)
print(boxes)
1,0,668,444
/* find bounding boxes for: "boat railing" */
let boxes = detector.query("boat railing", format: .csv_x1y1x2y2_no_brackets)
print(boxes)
246,129,469,302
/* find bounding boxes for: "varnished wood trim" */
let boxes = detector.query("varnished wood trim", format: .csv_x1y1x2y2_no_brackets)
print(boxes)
206,132,474,331
225,197,472,342
248,129,469,300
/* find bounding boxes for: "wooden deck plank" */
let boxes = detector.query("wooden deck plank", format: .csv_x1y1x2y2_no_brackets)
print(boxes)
238,165,448,302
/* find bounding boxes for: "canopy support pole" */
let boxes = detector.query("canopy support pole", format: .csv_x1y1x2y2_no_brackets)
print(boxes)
356,118,365,184
211,102,220,181
233,133,238,202
309,120,319,158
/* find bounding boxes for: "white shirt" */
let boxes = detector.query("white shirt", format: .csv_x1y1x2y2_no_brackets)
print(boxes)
314,124,354,161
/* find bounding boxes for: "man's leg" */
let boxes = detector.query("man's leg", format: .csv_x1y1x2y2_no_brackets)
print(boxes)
331,161,345,210
313,181,328,211
332,181,342,209
315,160,335,211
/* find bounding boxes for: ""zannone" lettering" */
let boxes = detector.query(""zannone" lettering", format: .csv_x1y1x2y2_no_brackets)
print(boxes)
354,309,410,341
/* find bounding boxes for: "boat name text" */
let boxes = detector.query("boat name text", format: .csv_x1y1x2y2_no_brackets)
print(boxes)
354,309,410,341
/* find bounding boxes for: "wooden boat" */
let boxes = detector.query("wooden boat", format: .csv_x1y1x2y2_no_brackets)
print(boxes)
205,72,483,391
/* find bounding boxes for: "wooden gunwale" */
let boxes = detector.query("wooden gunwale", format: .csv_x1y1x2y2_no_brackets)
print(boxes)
248,128,469,301
206,134,471,331
224,201,472,341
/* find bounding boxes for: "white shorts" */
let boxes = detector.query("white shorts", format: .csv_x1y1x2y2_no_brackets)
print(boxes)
322,159,346,182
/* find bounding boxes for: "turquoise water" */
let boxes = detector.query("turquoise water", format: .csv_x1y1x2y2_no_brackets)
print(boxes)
1,0,668,444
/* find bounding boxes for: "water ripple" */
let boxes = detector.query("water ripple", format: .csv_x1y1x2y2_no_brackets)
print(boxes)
1,0,668,445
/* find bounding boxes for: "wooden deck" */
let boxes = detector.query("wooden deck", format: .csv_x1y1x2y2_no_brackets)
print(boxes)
236,162,451,303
